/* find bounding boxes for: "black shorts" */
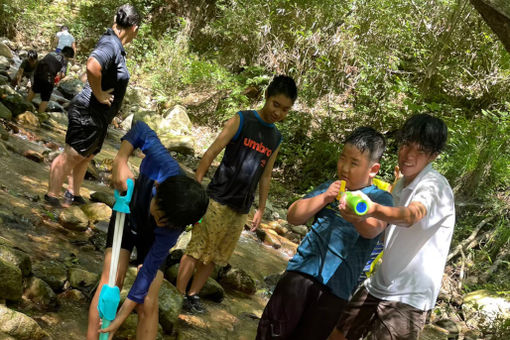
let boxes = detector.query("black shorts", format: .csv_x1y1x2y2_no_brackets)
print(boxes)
256,271,347,340
32,75,53,101
65,102,107,157
105,211,166,269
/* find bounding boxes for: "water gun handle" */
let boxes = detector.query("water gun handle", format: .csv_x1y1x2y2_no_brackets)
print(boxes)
99,319,110,340
113,178,134,213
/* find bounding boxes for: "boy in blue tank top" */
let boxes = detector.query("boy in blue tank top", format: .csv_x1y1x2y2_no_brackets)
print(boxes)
176,75,298,313
256,127,394,340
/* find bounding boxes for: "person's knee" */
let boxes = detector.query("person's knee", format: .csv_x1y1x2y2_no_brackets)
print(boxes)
137,296,159,319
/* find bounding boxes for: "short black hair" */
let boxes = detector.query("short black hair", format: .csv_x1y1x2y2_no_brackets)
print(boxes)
344,127,386,163
27,50,38,60
115,4,141,28
398,114,447,154
61,25,69,31
266,75,298,103
61,46,74,58
155,175,209,229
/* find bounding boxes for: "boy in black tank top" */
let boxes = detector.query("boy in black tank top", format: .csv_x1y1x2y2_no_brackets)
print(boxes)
176,75,298,313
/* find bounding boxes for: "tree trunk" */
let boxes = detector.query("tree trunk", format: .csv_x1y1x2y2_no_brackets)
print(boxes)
471,0,510,53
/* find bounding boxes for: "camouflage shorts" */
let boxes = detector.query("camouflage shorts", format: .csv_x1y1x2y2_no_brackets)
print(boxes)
185,199,248,266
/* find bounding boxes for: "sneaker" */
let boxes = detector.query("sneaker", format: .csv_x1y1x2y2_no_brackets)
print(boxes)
63,190,74,207
72,195,87,205
182,294,205,314
44,194,61,208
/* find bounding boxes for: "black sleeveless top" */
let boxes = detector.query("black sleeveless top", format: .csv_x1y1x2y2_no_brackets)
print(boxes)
207,110,282,213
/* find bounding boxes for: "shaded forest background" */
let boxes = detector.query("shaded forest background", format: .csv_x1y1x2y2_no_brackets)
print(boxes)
1,0,509,334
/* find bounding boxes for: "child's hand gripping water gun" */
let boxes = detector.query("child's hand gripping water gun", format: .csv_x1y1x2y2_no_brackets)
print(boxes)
98,179,134,340
336,180,370,216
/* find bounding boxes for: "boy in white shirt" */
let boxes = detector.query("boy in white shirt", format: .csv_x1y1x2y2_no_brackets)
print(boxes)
329,114,455,340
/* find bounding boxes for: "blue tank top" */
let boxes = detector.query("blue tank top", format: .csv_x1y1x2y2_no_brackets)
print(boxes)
207,110,282,213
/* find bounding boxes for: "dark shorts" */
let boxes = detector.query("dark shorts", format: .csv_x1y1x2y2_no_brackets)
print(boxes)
335,286,427,340
105,211,166,270
32,75,53,101
256,271,347,340
65,102,107,157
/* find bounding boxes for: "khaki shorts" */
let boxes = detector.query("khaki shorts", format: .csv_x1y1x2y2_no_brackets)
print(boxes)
336,286,427,340
185,199,248,266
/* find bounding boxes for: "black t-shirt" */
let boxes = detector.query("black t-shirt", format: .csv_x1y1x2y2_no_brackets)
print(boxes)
34,52,65,81
73,28,130,124
207,110,282,213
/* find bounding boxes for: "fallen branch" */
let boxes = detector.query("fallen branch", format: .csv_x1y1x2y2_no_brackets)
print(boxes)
447,215,495,262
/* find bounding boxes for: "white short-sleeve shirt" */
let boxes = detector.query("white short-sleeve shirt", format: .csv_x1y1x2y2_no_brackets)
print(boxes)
56,31,75,50
365,163,455,311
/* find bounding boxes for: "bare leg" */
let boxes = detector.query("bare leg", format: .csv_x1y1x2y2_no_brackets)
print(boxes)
38,100,48,113
87,248,130,340
69,154,94,196
188,261,215,296
26,89,35,103
47,144,84,198
135,270,164,340
328,328,348,340
176,254,198,295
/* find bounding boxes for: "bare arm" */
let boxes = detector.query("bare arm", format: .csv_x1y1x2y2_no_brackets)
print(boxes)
370,201,427,227
195,114,241,183
251,146,280,230
287,181,342,226
72,42,77,55
86,57,114,106
112,140,135,191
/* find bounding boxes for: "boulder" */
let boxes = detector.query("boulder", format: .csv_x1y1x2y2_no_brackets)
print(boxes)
289,224,308,236
68,266,99,290
0,244,31,276
0,85,34,116
115,314,164,340
161,105,192,135
165,263,224,302
0,331,15,340
158,279,184,334
32,260,68,292
23,149,44,162
0,42,12,59
59,206,89,231
218,267,256,295
120,113,134,131
0,258,22,300
80,202,112,223
168,230,192,262
14,111,41,127
0,305,49,340
90,191,115,208
57,78,83,99
0,56,10,72
23,276,57,308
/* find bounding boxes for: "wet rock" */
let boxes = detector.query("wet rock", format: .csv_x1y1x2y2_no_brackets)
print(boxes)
0,258,23,300
0,85,34,116
158,279,184,334
274,224,288,236
56,288,86,305
0,125,8,140
120,113,133,130
264,272,284,292
0,43,12,59
165,263,224,302
58,206,89,231
23,276,57,308
0,305,50,340
462,289,510,328
89,230,107,251
0,56,10,72
23,149,44,162
57,78,83,99
0,102,11,120
85,160,100,180
46,111,68,126
288,224,308,236
0,141,8,157
218,267,256,295
90,191,115,208
68,266,99,290
80,202,112,223
115,314,164,340
0,74,8,86
0,244,31,276
32,260,68,292
15,111,40,127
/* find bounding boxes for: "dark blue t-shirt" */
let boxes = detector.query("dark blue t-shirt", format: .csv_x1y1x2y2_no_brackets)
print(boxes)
207,110,282,213
121,121,183,303
74,28,130,124
287,182,394,300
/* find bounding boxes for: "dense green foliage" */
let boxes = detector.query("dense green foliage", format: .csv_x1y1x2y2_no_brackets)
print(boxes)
3,2,510,332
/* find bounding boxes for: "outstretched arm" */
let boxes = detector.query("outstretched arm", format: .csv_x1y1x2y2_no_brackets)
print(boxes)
195,114,241,183
112,140,135,191
287,181,343,226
